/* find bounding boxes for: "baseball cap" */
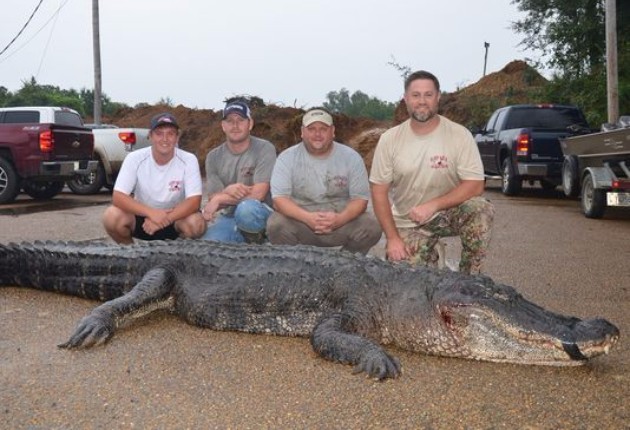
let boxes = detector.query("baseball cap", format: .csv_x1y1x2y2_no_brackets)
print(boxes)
150,112,179,131
223,101,251,119
302,109,333,127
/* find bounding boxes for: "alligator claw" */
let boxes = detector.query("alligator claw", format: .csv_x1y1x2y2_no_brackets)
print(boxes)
58,312,115,349
353,350,401,380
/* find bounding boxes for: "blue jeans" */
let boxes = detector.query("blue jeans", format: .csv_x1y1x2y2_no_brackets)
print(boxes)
202,199,272,243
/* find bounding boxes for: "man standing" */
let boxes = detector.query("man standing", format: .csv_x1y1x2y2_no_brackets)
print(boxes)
102,112,206,244
201,100,276,243
370,70,494,274
267,108,382,255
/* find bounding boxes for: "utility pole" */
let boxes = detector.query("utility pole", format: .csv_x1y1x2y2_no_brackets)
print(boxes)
605,0,618,124
483,42,490,77
92,0,102,125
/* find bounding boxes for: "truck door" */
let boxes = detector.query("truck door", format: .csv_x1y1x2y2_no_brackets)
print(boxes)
476,109,501,174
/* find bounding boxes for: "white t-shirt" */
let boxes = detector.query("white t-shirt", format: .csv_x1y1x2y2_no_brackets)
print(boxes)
114,147,202,209
370,116,484,228
271,142,369,212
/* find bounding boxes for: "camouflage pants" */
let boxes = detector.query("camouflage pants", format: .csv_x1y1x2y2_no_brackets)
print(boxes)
399,196,495,274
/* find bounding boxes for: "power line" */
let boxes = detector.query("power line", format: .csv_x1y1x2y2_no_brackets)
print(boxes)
0,0,46,57
0,0,72,64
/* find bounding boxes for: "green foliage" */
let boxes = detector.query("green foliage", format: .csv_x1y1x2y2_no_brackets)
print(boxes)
0,77,129,118
324,88,395,120
512,0,630,122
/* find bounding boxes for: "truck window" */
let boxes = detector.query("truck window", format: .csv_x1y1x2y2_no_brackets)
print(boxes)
494,109,509,131
55,111,84,127
485,111,500,132
504,107,588,129
2,111,40,123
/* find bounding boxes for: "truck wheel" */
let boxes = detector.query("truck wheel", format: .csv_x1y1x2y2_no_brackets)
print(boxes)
562,155,580,198
0,156,21,204
67,162,105,195
580,173,606,219
501,158,522,196
22,180,65,200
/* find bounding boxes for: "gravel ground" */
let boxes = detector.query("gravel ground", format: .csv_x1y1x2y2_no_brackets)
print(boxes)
1,183,628,429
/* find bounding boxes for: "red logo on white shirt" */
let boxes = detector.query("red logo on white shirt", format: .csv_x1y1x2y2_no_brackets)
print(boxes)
169,180,182,192
430,155,449,169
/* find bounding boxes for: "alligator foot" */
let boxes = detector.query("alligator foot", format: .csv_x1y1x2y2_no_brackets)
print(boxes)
58,310,115,349
352,347,401,380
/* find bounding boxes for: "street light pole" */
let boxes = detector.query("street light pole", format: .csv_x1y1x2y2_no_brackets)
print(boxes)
92,0,102,125
483,42,490,77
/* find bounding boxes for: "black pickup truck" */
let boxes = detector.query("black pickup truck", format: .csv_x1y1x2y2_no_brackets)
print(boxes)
473,104,591,195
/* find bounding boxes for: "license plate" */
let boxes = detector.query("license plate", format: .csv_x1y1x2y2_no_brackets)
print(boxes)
607,192,630,206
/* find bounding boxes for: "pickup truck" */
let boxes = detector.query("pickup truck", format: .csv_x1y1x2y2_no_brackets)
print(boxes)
0,106,97,204
474,104,591,195
66,124,150,194
560,116,630,218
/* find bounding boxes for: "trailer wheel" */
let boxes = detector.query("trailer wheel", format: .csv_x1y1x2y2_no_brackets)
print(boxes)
562,155,580,198
580,172,606,218
0,156,20,204
501,158,522,196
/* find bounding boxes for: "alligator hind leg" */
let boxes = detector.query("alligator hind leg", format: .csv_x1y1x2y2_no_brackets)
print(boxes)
59,267,176,349
310,313,401,380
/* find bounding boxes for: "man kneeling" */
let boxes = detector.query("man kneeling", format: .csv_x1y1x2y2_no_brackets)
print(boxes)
102,113,206,244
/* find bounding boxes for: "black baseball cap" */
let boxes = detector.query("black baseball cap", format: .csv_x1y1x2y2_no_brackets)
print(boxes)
150,112,179,131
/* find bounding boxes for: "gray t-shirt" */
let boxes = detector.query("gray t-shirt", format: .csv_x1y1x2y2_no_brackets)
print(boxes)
271,141,370,212
205,136,276,206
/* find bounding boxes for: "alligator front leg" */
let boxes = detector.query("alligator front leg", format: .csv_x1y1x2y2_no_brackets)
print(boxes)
58,267,176,349
310,313,401,380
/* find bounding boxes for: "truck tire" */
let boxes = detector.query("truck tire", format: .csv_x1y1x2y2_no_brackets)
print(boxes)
0,156,21,204
67,161,105,195
562,155,580,198
22,180,65,200
501,158,522,196
580,173,606,219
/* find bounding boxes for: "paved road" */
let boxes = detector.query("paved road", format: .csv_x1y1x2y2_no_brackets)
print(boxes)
1,184,628,429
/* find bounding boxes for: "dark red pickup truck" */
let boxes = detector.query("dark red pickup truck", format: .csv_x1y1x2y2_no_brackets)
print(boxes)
0,106,98,204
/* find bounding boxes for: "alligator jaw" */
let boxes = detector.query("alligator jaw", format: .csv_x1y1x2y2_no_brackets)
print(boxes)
428,278,621,366
455,308,620,366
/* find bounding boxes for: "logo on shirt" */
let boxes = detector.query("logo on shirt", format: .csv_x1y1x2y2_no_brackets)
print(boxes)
240,166,255,177
430,155,449,169
168,180,183,192
330,175,348,189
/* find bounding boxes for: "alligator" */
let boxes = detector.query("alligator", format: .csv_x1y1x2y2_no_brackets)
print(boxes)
0,240,619,380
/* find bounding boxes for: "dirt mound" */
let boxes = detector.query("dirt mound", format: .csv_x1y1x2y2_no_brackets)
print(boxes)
394,60,548,128
100,60,545,171
104,101,386,174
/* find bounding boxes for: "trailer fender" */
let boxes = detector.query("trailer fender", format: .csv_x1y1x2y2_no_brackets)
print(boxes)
582,167,614,190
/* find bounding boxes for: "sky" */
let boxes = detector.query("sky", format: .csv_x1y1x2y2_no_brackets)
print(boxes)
0,0,536,111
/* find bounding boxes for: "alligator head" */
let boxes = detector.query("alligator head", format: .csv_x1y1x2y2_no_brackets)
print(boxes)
402,275,619,365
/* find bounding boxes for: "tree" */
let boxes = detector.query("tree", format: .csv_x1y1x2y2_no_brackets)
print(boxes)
512,0,629,124
324,88,395,120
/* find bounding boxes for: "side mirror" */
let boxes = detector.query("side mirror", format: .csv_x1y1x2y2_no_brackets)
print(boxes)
469,125,483,135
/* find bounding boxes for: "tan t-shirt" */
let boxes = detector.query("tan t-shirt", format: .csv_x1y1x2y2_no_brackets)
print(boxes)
370,116,483,228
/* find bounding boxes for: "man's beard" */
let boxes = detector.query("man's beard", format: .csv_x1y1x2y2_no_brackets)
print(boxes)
410,107,437,123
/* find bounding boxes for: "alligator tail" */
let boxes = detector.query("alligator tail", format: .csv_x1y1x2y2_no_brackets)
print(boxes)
0,241,145,301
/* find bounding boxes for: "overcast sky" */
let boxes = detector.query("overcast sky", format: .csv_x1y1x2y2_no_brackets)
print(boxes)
0,0,535,111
